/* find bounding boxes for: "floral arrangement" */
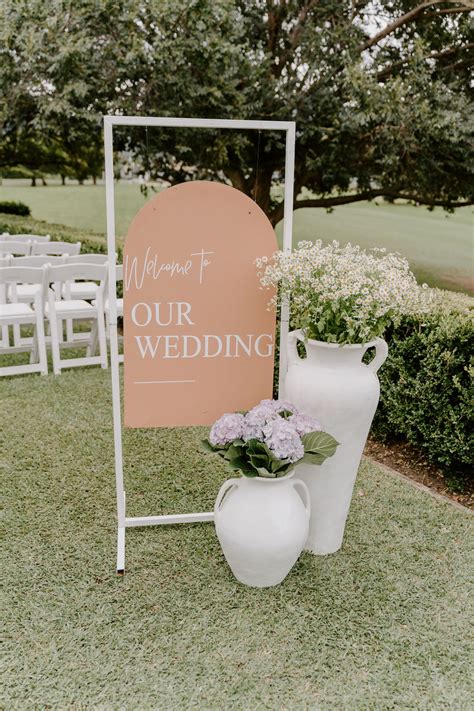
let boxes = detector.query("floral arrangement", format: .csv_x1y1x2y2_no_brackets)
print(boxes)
256,240,429,345
202,399,338,478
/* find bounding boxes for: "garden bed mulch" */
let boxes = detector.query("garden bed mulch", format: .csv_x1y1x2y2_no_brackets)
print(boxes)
364,438,473,510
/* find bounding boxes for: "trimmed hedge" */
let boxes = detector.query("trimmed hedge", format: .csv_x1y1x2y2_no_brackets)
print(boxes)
273,289,473,488
372,291,473,487
0,201,31,216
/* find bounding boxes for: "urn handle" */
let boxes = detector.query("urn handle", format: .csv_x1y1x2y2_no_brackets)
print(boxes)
287,329,305,366
292,478,311,518
364,337,389,373
214,478,240,517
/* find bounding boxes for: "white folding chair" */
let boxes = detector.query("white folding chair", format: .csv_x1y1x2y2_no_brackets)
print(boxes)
32,241,81,256
112,265,124,363
46,263,108,374
66,254,108,265
5,233,51,243
0,266,48,377
0,256,11,348
32,244,82,342
57,254,108,340
7,256,66,348
94,264,123,363
0,240,32,256
9,255,66,302
60,254,109,301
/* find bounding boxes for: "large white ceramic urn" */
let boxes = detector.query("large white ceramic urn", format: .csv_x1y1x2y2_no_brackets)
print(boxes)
284,329,388,555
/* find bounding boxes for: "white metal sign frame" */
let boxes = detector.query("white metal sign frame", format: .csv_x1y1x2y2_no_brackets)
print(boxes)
104,116,295,573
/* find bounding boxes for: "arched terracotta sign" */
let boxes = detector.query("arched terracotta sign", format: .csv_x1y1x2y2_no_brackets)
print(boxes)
123,181,277,427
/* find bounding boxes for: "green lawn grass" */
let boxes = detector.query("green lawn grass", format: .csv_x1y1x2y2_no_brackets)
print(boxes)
2,365,473,708
276,200,473,293
0,178,147,237
1,178,472,292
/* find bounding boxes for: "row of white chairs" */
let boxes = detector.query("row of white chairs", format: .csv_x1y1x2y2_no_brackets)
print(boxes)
0,260,123,377
3,253,108,299
0,238,81,257
2,232,51,242
1,253,110,343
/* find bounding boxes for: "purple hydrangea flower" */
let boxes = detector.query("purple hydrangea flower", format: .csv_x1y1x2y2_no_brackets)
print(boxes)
242,403,277,441
288,412,322,436
209,413,245,446
260,398,299,415
262,418,304,463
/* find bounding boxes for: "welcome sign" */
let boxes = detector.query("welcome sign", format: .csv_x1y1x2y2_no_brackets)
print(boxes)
123,181,277,427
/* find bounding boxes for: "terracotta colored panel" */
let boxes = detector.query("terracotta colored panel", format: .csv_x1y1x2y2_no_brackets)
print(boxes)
123,181,277,427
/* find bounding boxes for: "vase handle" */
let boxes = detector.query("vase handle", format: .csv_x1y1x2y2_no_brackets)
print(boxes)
214,478,240,517
365,337,389,373
287,329,305,366
292,478,311,518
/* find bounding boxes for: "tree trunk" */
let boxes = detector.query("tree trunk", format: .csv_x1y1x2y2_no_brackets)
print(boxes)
252,166,273,217
31,176,36,187
41,177,47,186
92,175,97,185
224,166,276,224
61,174,66,185
223,167,250,195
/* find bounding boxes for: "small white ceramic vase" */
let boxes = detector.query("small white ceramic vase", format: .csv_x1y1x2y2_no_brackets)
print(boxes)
284,329,388,556
214,470,310,588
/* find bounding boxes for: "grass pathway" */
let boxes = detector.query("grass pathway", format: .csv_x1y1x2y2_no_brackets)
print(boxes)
2,367,473,708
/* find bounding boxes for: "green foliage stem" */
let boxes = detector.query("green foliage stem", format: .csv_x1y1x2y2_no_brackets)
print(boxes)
202,430,338,479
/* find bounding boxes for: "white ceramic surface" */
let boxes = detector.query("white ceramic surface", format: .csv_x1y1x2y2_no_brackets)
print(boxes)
214,471,310,588
284,329,388,555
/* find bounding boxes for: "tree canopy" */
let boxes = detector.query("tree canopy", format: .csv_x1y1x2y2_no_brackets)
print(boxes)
1,0,472,221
